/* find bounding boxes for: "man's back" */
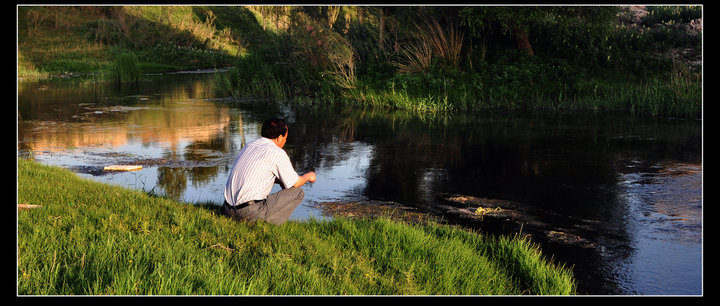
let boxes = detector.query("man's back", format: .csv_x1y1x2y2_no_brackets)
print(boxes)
222,118,315,225
224,137,299,206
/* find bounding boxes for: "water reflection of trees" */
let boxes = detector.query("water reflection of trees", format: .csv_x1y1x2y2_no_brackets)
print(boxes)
287,109,702,219
288,108,465,206
157,167,187,200
251,102,703,297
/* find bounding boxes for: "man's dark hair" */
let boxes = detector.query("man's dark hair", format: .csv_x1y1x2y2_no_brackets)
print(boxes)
261,118,288,139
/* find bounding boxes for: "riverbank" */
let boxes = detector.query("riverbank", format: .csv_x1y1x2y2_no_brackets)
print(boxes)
17,6,239,79
17,158,577,295
18,5,702,118
213,5,701,117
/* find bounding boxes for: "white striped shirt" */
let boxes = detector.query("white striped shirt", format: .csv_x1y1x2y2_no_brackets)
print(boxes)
224,137,300,206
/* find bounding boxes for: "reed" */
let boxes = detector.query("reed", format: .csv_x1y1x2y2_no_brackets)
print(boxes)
18,158,576,295
341,63,701,116
395,16,464,73
216,51,290,99
108,52,140,84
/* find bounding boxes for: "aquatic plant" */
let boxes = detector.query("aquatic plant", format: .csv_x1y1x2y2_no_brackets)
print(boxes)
109,52,140,84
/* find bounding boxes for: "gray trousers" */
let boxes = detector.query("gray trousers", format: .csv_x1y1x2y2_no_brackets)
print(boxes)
223,187,305,225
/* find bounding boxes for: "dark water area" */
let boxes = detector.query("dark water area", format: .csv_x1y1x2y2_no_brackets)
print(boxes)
17,71,702,296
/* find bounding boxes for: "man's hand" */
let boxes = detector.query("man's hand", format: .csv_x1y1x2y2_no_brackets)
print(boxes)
305,172,317,183
293,172,316,187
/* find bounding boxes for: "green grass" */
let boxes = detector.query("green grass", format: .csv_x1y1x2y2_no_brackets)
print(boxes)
17,158,576,295
109,52,141,84
211,6,701,118
17,6,238,78
18,5,701,117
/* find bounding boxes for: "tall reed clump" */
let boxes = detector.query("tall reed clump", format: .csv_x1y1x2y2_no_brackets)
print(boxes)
395,16,464,73
109,52,141,84
213,47,289,100
289,19,358,102
340,15,466,112
604,70,701,117
214,17,357,102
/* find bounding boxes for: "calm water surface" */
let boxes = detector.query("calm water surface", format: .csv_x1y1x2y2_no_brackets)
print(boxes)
17,71,702,296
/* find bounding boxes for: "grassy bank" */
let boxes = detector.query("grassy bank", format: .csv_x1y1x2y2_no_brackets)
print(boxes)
17,5,701,117
17,6,241,78
213,6,701,117
17,158,576,295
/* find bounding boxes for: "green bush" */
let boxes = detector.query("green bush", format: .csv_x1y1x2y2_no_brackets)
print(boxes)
643,6,702,27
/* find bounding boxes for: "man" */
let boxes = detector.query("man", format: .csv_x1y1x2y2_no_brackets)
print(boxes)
223,118,316,225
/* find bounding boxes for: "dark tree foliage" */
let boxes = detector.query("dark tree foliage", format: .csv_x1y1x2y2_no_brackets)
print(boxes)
460,6,619,56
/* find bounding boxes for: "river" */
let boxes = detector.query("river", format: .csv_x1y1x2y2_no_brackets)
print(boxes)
17,70,702,296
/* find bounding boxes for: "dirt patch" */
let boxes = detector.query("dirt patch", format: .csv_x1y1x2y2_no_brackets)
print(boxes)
313,200,441,224
441,196,519,220
315,195,601,248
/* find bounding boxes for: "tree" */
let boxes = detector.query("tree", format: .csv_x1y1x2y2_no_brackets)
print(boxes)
379,6,389,53
460,6,618,56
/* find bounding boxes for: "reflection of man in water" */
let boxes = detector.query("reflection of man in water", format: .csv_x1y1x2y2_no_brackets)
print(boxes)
223,118,316,225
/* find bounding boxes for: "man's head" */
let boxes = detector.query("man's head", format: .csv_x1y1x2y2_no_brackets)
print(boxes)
261,118,288,147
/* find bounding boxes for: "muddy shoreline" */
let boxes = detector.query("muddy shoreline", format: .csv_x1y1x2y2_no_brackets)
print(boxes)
68,152,226,176
314,196,599,249
67,152,701,253
65,153,602,249
67,152,582,247
314,162,701,251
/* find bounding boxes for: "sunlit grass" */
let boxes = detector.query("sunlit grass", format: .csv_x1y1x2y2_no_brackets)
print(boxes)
17,6,238,78
18,158,576,295
18,5,701,117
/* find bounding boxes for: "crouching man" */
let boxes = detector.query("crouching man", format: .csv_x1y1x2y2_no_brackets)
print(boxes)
223,118,316,225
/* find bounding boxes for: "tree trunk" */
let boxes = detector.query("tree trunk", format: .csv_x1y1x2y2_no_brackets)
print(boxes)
275,6,279,30
379,7,386,53
511,25,534,56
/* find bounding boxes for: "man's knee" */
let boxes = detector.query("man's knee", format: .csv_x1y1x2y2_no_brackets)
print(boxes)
285,187,304,206
283,186,304,201
295,187,305,200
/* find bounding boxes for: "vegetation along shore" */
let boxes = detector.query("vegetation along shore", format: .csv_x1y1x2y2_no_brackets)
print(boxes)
18,5,701,117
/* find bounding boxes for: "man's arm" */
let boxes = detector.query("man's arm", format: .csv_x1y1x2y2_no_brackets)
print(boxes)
293,172,316,188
